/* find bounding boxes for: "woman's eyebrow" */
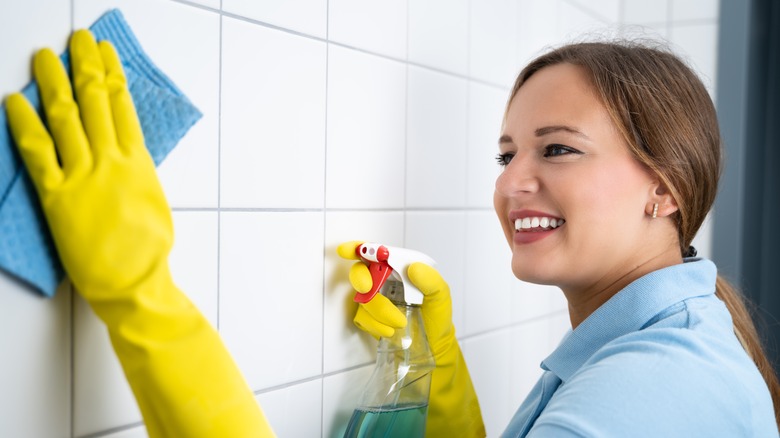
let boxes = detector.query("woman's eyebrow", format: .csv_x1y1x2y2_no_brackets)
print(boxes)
535,125,591,140
499,126,591,145
498,134,513,145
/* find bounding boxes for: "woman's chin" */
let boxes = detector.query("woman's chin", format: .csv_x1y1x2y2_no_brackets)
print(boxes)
511,261,555,286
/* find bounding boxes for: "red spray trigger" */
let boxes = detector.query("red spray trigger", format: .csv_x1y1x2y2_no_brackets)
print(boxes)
354,243,393,303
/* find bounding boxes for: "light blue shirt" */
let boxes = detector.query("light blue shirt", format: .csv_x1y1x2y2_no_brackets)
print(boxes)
502,259,778,437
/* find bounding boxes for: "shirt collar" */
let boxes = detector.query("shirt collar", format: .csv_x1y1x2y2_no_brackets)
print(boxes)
541,258,717,383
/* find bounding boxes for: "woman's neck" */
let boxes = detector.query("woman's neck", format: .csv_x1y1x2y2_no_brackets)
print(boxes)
562,247,684,329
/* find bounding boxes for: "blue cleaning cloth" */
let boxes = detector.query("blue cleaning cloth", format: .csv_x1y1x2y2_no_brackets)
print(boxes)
0,9,202,297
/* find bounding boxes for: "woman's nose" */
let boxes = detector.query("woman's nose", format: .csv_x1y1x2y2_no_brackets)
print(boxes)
495,153,540,196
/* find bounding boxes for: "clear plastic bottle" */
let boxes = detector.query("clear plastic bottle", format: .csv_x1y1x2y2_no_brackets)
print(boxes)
344,279,436,438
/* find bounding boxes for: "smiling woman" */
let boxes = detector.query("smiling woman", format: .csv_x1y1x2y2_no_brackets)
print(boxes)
493,41,780,436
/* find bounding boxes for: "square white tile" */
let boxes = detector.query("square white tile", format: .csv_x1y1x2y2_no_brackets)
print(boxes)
670,23,719,96
691,210,713,260
219,211,324,390
406,66,468,208
557,0,613,43
408,0,469,75
405,211,467,336
98,425,148,438
0,0,70,96
222,0,327,38
322,211,405,373
328,0,406,59
671,0,719,21
462,332,513,436
169,211,218,328
220,17,327,209
256,379,322,437
511,280,558,323
463,211,514,335
0,275,71,438
566,0,621,23
326,45,406,209
508,319,549,409
623,0,669,24
469,0,520,87
73,294,143,436
74,0,221,208
322,364,374,438
517,0,562,67
467,82,508,208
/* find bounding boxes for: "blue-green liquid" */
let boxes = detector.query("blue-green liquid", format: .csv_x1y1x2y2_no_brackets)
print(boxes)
344,404,428,438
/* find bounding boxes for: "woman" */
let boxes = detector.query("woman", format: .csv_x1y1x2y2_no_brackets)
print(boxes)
491,41,779,436
342,40,780,436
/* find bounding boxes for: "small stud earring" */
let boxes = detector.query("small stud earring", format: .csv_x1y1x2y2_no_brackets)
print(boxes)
652,203,658,219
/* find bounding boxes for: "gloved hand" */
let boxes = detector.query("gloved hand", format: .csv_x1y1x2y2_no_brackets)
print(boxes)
337,241,486,437
5,30,274,437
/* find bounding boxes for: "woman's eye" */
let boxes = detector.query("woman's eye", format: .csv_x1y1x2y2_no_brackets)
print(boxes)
495,152,514,167
543,144,581,157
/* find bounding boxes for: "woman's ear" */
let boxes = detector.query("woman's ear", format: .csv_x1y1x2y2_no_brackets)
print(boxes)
646,180,679,218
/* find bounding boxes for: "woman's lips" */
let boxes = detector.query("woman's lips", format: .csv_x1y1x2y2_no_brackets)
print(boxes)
510,211,565,244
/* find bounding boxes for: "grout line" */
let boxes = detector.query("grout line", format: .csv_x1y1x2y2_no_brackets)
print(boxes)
457,309,570,343
169,0,220,14
69,282,75,438
402,0,410,245
172,206,499,213
252,361,374,397
76,421,145,438
175,0,509,91
321,0,330,433
70,5,76,438
462,0,473,336
216,1,223,331
245,308,568,400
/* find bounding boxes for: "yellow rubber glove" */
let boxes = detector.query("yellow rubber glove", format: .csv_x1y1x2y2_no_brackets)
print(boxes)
5,30,274,438
337,241,486,437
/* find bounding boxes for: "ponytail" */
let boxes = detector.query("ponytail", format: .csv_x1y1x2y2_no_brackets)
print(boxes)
715,275,780,426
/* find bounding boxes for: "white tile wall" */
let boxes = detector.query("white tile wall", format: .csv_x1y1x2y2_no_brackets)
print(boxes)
408,0,469,75
406,66,468,208
328,0,407,59
325,46,406,209
0,1,718,436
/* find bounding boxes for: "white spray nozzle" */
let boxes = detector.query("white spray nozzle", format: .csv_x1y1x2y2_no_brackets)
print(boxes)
354,243,435,305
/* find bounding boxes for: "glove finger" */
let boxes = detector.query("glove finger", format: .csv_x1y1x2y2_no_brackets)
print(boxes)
99,40,144,155
354,306,392,340
69,29,118,159
337,241,363,260
5,93,64,191
408,262,450,300
362,294,406,329
33,47,92,176
349,262,372,294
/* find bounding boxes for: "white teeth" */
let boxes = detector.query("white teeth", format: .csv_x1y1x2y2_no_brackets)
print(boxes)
513,216,564,231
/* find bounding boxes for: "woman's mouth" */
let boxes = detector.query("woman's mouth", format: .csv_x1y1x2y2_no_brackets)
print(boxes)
514,216,565,232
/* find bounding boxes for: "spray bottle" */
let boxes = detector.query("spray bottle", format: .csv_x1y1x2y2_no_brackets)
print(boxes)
343,243,436,438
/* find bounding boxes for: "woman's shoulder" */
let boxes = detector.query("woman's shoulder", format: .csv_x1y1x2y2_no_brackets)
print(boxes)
547,313,775,436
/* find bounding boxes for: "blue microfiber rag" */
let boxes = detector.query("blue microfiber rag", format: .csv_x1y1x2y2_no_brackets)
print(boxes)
0,9,202,297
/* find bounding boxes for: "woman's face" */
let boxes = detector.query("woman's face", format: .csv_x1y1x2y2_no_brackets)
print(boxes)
494,63,657,292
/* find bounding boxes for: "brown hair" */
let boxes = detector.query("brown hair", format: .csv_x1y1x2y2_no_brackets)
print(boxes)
508,41,780,425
